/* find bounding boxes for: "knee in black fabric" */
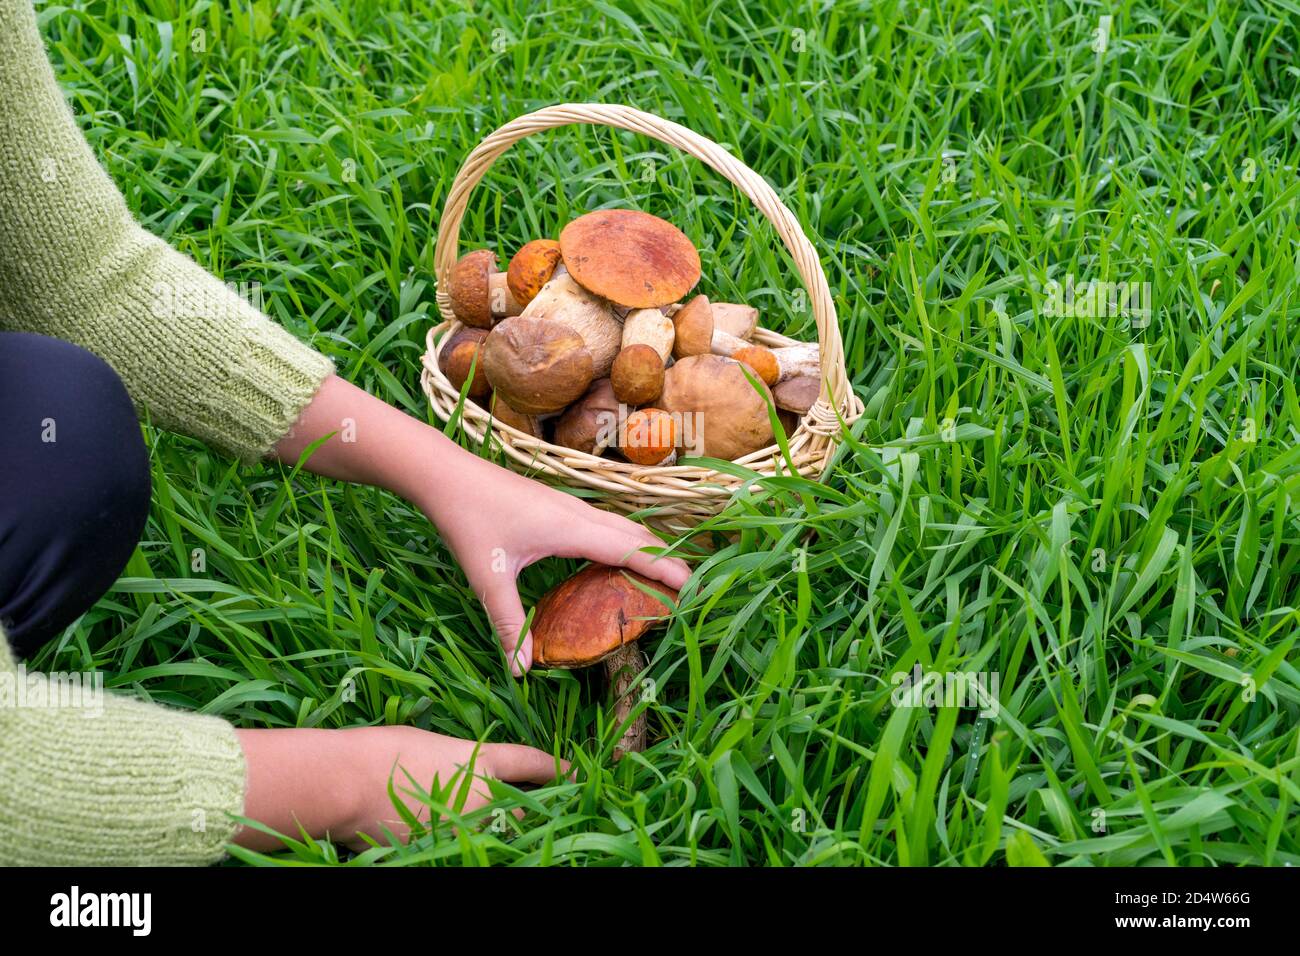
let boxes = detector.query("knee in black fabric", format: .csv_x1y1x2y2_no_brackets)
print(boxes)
0,332,151,656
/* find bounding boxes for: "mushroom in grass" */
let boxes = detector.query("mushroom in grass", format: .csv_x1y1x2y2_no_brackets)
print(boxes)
481,316,594,415
449,250,523,327
619,408,677,466
659,353,776,461
532,564,679,758
559,209,701,309
610,344,665,405
671,294,748,360
506,239,563,308
438,326,491,400
732,342,820,388
488,391,543,439
553,378,621,455
519,270,623,377
773,375,821,415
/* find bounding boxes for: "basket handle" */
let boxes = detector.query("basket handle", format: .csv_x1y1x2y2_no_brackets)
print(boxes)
433,103,851,411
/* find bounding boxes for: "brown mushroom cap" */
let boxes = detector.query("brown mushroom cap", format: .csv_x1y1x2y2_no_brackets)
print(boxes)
732,345,779,386
532,564,677,668
506,239,563,308
448,250,498,328
620,408,677,466
438,326,491,399
610,344,665,406
659,353,776,461
773,375,821,414
553,378,621,454
559,209,701,308
488,391,543,439
712,302,759,340
481,316,594,415
671,294,714,359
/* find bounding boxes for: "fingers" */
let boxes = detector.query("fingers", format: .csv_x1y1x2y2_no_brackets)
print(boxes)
580,529,692,592
485,743,570,784
581,509,691,589
481,580,533,676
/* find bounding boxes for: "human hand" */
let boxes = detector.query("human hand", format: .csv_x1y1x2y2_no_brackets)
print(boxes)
340,726,563,849
274,375,691,676
415,451,691,675
236,725,566,852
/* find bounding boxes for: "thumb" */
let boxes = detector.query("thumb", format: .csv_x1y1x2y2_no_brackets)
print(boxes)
482,580,533,676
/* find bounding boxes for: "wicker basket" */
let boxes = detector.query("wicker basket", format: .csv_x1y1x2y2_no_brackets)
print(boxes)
421,103,863,530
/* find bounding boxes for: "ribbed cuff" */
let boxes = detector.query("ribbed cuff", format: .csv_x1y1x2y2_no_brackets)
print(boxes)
0,643,247,866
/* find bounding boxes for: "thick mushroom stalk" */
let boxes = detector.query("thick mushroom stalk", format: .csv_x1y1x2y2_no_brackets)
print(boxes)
621,308,675,361
733,342,821,387
520,271,623,377
604,643,647,758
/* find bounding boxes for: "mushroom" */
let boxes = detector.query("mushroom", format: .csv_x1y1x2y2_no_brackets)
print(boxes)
620,308,675,361
553,378,621,455
559,209,701,309
731,345,779,387
776,407,801,437
480,316,594,415
519,270,623,378
437,326,491,400
659,354,776,461
506,239,563,308
619,408,677,466
487,391,543,439
711,302,758,341
731,342,820,387
610,344,665,405
671,294,748,360
531,564,678,758
609,307,674,404
773,375,821,415
448,250,523,328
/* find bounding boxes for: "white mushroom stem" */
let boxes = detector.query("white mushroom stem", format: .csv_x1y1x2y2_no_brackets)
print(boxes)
521,271,623,377
707,328,750,358
605,643,647,758
487,272,523,317
621,308,675,361
769,342,821,382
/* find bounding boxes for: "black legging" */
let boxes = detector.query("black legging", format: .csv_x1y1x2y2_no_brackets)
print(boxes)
0,332,151,658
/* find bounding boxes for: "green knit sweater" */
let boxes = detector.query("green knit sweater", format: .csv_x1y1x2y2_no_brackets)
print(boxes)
0,0,335,864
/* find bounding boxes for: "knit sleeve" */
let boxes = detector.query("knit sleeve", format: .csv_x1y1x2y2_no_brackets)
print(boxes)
0,629,247,866
0,0,334,462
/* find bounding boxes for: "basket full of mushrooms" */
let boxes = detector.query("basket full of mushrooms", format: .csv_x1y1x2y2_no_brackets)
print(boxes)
421,104,864,530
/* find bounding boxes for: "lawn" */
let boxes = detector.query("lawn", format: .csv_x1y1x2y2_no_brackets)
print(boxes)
30,0,1300,865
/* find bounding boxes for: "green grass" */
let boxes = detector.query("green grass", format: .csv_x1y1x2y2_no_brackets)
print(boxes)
29,0,1300,865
